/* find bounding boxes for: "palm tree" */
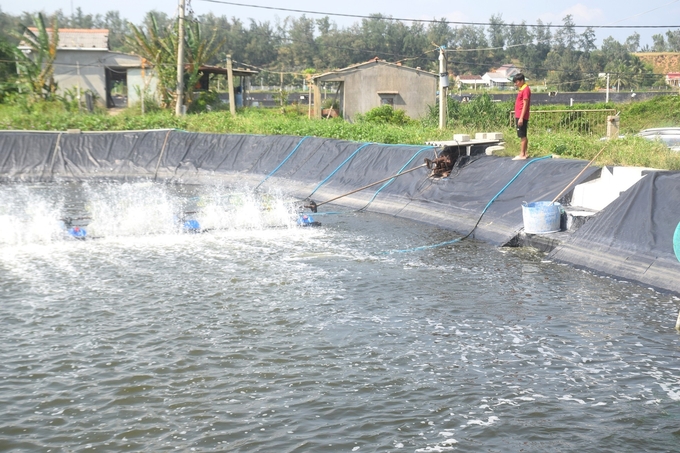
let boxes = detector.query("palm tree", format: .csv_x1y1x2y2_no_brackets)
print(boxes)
127,14,225,109
183,20,225,105
127,14,177,108
12,13,59,101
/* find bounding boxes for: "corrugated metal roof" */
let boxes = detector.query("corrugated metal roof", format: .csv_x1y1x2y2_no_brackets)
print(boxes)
483,72,511,83
22,28,109,50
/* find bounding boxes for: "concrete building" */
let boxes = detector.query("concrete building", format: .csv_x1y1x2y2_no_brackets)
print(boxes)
311,58,438,122
666,72,680,87
481,72,512,89
480,64,520,90
19,28,258,110
19,28,142,108
456,74,484,90
495,64,520,79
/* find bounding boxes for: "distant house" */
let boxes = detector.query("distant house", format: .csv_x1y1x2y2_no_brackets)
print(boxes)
18,28,259,110
456,74,484,90
496,64,520,79
311,58,438,122
482,72,513,89
666,72,680,87
480,64,520,90
19,28,142,108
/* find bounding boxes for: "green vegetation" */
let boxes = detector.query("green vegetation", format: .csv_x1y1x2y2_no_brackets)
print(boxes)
11,14,60,103
1,7,677,92
1,94,679,170
126,15,224,109
355,105,413,126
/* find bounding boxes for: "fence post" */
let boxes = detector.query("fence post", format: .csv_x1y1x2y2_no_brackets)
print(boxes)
607,115,620,139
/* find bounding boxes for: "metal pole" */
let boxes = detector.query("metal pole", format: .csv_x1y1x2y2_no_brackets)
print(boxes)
175,0,185,116
606,73,610,103
438,47,447,129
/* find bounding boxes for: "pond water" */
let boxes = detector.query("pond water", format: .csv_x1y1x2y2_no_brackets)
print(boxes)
1,181,679,452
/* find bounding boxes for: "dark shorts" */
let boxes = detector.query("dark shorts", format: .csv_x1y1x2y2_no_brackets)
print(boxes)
515,118,528,138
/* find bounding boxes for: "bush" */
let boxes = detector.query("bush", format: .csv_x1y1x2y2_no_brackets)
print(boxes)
187,90,224,114
356,105,412,125
321,98,339,109
424,92,512,131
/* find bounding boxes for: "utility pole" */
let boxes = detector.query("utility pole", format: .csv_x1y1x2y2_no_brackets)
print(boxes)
227,54,236,116
141,58,147,115
77,61,81,111
438,46,448,130
606,73,610,104
175,0,186,116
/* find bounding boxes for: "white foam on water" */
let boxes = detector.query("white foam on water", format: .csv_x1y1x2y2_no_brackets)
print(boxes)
657,382,680,401
415,446,456,453
0,186,65,245
558,395,587,404
85,182,184,237
464,416,499,427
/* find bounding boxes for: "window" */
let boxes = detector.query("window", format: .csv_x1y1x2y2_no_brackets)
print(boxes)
377,91,398,107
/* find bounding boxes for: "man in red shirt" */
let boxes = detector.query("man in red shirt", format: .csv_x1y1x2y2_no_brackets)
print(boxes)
512,73,531,160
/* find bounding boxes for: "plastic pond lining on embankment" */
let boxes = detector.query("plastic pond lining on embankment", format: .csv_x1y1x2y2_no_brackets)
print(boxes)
1,129,679,295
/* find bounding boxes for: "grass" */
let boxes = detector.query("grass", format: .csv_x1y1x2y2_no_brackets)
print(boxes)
0,94,679,170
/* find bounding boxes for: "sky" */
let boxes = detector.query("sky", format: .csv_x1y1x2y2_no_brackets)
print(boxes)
3,0,680,47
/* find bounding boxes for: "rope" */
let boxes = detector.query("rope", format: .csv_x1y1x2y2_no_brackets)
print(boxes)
255,136,310,191
551,143,608,203
308,142,373,197
313,164,427,209
154,130,173,181
387,155,553,253
43,132,62,182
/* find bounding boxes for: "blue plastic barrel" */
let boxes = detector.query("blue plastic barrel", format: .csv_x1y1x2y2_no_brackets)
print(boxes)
522,201,562,234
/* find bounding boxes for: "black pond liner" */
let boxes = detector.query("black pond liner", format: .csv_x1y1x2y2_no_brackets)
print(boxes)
1,129,678,294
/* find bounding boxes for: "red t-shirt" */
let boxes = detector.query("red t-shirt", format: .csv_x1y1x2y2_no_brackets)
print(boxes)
515,84,531,119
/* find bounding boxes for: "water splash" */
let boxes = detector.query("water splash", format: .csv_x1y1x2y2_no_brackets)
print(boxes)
0,185,65,245
0,182,304,245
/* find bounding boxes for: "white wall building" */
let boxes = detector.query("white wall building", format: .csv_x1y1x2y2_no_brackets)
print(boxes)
19,28,143,108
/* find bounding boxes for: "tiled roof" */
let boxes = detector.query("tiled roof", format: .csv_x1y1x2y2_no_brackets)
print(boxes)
312,58,437,81
24,28,109,50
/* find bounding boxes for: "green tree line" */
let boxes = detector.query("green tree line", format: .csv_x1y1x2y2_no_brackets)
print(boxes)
0,6,675,94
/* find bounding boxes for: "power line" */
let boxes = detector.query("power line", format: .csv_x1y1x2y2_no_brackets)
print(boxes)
197,0,680,29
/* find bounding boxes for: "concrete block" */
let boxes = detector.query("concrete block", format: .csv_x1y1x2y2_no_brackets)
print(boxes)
485,145,505,155
570,166,650,211
475,132,503,140
453,134,470,142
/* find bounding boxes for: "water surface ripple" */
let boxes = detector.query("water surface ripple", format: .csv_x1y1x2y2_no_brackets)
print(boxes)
0,182,679,452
